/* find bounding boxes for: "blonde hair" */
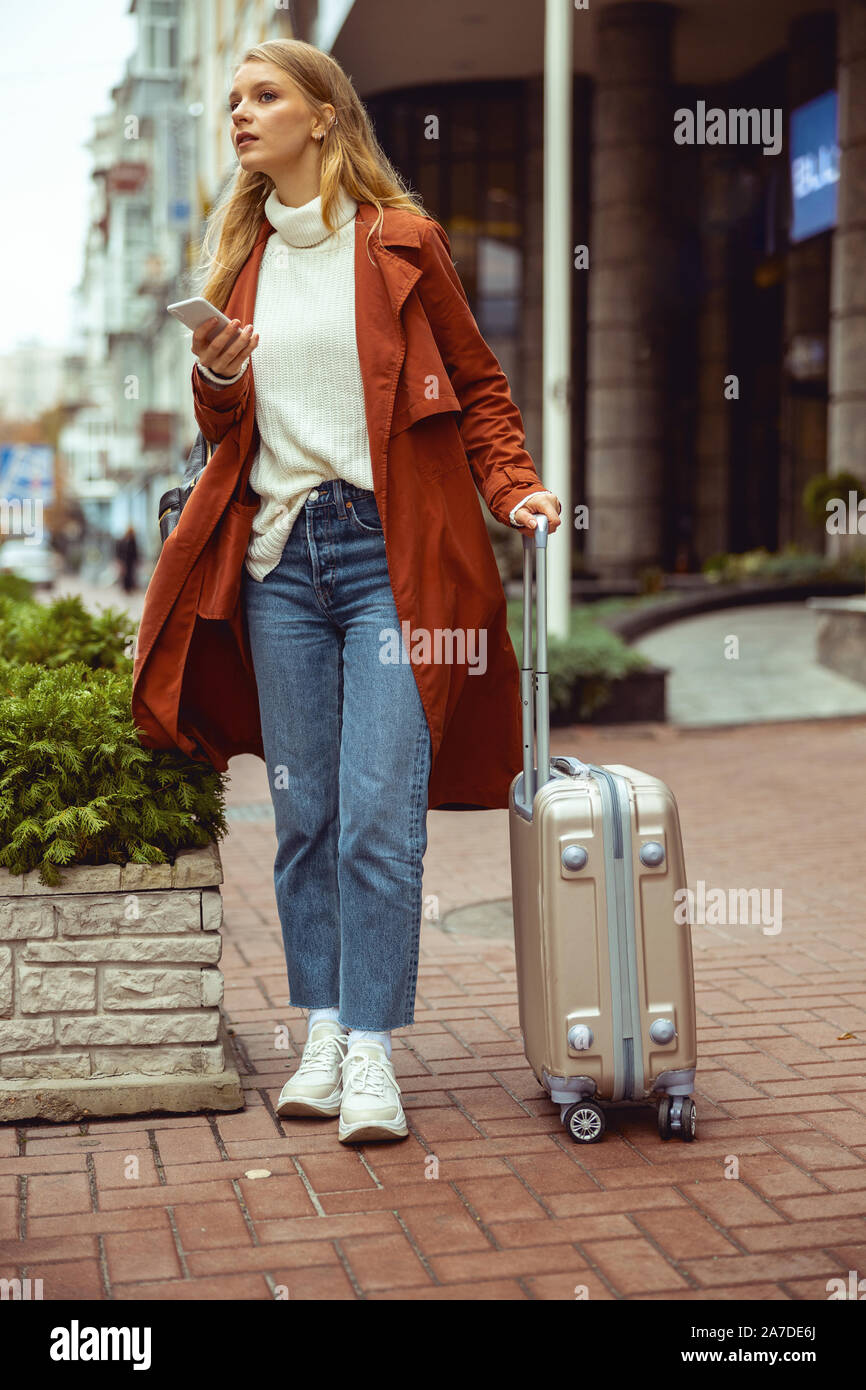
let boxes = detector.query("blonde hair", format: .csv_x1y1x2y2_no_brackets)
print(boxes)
190,38,430,308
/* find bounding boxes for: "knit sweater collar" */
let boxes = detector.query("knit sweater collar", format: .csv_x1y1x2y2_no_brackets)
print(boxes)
263,183,358,248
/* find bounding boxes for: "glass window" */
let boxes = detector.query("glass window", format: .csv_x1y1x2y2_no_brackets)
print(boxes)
366,81,526,403
485,160,519,239
451,161,477,230
145,18,176,70
415,162,440,219
484,95,518,156
451,97,479,157
478,236,521,338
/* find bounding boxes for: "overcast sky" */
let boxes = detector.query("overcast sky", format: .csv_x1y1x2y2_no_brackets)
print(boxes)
1,0,137,354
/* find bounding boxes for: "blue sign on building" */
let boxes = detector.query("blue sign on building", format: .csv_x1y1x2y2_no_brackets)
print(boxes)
790,90,840,243
0,444,55,504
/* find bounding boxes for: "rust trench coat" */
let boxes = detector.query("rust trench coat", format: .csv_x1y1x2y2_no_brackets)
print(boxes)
131,203,546,810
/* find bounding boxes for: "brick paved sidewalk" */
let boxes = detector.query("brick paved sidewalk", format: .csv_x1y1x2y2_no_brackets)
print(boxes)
2,716,865,1300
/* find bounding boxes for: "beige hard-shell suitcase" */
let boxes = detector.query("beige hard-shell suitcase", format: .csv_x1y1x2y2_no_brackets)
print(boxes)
508,516,698,1144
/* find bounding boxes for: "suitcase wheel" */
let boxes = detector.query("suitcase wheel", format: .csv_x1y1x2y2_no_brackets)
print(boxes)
658,1095,673,1140
563,1101,605,1144
658,1095,697,1142
681,1097,697,1142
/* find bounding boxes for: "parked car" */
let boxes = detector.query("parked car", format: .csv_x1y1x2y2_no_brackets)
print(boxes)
0,537,57,589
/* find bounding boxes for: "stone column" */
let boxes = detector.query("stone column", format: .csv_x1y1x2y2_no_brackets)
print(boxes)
585,1,678,579
779,11,836,550
828,0,866,558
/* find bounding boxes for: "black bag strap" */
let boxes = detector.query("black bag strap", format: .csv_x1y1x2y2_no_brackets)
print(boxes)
157,431,214,544
181,431,213,489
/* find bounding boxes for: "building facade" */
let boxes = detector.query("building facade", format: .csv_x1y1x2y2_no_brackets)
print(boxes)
325,0,859,578
64,0,292,565
65,0,865,579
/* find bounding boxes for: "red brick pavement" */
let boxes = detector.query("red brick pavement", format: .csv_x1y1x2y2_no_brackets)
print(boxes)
2,716,866,1300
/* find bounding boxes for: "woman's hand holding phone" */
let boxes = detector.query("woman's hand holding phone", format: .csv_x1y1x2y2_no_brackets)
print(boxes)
193,317,259,378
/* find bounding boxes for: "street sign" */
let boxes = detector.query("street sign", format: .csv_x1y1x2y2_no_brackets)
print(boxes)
0,445,55,504
790,90,840,243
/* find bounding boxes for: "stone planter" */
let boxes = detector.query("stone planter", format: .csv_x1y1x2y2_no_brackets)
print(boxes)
604,579,864,643
550,665,668,726
0,843,243,1122
808,596,866,687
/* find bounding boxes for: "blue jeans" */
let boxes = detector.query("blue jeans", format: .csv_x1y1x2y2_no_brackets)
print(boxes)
241,478,432,1031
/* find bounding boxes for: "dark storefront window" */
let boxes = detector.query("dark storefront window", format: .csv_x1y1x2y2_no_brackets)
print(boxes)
721,56,788,556
365,81,527,403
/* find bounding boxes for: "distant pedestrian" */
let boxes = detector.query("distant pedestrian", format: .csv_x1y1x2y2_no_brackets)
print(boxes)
115,526,139,593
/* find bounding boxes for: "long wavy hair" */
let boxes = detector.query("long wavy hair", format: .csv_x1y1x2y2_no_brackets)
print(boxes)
190,38,430,309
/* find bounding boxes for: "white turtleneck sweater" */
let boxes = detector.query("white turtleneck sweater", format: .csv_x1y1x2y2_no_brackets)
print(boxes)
197,186,551,577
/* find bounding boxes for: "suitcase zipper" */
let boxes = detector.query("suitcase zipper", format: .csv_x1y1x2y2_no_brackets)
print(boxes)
587,766,644,1102
623,1038,635,1099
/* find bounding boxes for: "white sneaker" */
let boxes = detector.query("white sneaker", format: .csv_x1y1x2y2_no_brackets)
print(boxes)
338,1041,408,1143
276,1020,349,1118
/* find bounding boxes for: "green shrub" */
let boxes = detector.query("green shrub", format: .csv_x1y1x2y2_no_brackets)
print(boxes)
0,573,34,603
506,604,649,720
754,547,848,580
802,470,866,529
701,543,866,585
0,594,134,672
0,659,227,886
580,592,681,620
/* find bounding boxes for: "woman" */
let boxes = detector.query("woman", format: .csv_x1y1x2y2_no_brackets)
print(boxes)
180,38,561,1144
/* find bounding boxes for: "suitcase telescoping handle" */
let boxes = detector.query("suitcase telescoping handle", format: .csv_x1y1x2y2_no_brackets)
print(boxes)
520,516,550,805
520,519,592,811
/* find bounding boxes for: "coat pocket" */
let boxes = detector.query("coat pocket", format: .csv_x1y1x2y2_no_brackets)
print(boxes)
391,409,468,481
198,499,260,620
390,387,462,438
389,300,461,441
389,374,465,480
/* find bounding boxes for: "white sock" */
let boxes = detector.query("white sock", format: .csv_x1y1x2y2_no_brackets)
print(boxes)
307,1006,341,1032
347,1029,392,1059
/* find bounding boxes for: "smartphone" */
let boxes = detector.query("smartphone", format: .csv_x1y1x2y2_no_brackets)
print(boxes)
166,296,237,343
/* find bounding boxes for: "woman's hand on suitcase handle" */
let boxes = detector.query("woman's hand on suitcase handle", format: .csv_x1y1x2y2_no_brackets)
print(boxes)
193,317,259,377
512,491,563,536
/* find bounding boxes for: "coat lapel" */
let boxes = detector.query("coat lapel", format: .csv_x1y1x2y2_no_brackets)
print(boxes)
229,202,421,502
352,205,422,501
222,218,270,488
